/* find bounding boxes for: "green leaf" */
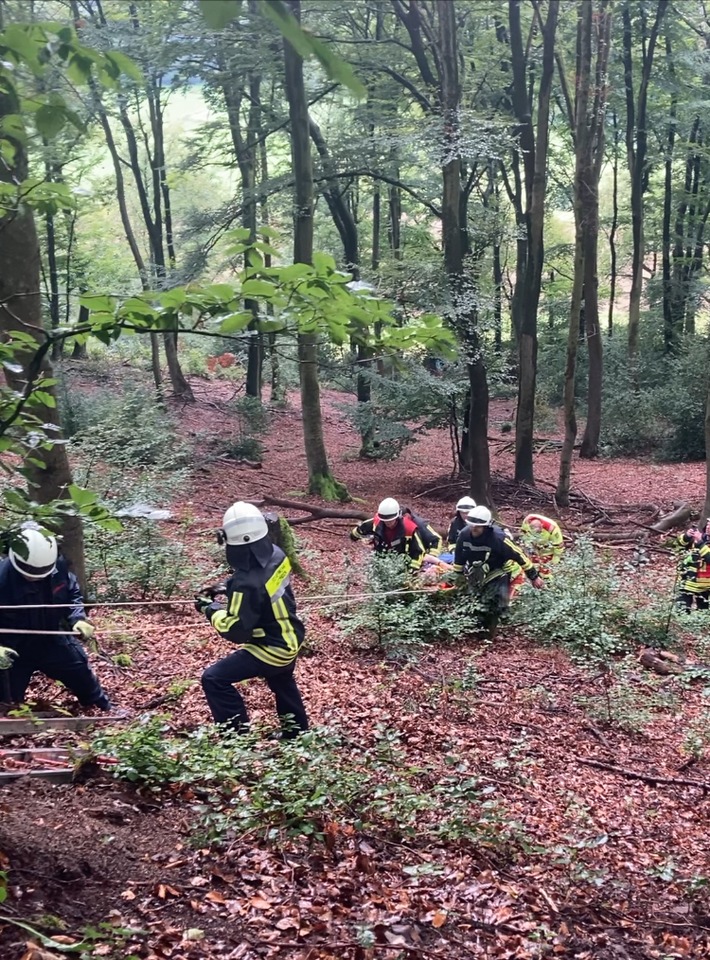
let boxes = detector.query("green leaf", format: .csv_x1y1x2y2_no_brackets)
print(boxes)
241,279,276,298
260,1,366,98
68,484,96,509
35,103,67,139
278,263,313,282
158,288,186,309
200,0,242,29
104,50,143,84
0,114,27,144
30,390,56,408
202,283,239,302
219,311,253,333
80,293,115,314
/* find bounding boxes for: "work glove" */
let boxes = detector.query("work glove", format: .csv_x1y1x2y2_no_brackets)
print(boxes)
0,646,17,670
73,620,96,641
194,595,214,615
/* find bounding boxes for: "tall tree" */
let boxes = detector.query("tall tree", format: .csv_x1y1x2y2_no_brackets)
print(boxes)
506,0,559,484
283,0,346,499
622,0,668,364
557,1,612,501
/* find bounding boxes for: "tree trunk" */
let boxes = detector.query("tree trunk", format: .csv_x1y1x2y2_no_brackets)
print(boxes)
662,33,677,353
608,110,619,337
509,0,559,484
283,0,345,500
623,0,668,364
439,0,492,506
558,2,611,492
0,92,86,588
702,357,710,525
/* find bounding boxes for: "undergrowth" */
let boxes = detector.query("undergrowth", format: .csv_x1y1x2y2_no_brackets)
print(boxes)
93,717,521,852
511,538,679,659
341,553,487,659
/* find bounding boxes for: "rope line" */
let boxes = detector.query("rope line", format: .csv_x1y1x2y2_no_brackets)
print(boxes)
0,586,441,613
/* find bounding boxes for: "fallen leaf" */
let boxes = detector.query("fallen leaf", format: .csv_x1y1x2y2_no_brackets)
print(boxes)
249,896,272,910
432,910,447,928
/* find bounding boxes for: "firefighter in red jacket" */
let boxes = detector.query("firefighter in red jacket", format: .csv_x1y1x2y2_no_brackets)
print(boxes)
350,498,426,570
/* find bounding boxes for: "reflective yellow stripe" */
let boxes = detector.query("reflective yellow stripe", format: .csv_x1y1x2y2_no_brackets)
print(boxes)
266,558,291,599
252,628,266,637
210,592,243,634
242,643,295,666
274,597,299,654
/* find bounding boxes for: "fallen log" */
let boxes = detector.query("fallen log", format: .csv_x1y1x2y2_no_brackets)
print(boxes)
650,502,694,533
248,495,369,525
576,756,710,792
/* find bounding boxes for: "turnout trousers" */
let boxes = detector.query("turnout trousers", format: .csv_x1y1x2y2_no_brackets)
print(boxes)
3,635,109,708
201,649,308,738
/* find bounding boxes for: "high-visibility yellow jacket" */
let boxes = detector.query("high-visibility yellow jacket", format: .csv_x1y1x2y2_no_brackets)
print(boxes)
520,514,564,574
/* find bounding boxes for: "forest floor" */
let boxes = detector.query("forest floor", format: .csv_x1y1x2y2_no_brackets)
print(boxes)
1,370,710,960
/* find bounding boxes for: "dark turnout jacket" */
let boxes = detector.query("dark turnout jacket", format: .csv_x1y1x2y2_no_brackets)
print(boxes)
453,526,539,585
0,556,85,645
201,544,305,667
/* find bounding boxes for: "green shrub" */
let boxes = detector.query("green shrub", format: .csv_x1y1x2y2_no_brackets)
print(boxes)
511,539,677,659
341,554,485,659
84,519,210,601
576,662,680,733
211,395,269,463
68,386,189,470
338,360,468,462
93,717,519,850
599,336,706,461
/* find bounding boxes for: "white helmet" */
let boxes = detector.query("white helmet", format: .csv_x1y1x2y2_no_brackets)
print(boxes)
466,506,492,527
377,497,401,521
221,502,268,545
456,496,477,513
9,529,58,579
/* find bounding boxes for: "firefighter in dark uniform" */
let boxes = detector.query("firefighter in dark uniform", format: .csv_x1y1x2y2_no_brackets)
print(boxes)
0,527,119,712
196,502,309,738
350,497,426,570
445,496,477,550
453,505,543,634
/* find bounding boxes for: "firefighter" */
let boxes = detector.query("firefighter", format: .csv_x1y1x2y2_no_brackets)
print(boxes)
519,514,564,576
509,513,565,599
196,502,309,738
0,528,122,714
350,498,426,570
446,496,477,549
453,506,543,634
677,524,710,612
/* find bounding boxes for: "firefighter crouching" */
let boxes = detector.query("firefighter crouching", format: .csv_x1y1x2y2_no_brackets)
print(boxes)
196,502,309,738
0,527,124,715
350,498,426,571
453,506,543,635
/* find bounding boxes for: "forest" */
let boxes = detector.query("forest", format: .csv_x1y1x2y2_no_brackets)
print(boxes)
1,0,710,958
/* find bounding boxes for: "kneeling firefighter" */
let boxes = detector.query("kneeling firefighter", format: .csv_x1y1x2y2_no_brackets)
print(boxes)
195,502,309,738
